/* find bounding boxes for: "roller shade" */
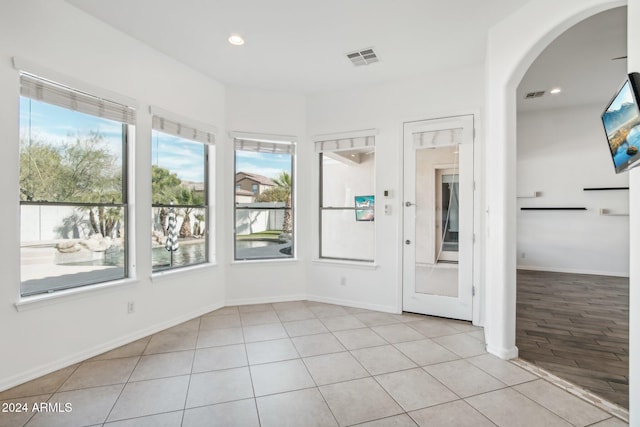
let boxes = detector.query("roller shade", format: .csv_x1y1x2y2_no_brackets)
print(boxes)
234,138,295,154
315,135,375,152
413,128,462,149
20,72,136,125
152,115,215,144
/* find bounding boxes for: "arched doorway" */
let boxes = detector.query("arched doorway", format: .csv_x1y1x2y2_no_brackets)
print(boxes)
483,0,626,358
514,7,629,408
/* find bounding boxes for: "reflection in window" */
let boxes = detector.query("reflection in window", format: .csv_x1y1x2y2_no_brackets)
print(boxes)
19,73,134,296
151,115,213,272
317,136,375,262
234,137,295,260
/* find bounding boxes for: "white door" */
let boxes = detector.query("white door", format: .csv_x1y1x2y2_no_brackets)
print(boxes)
402,115,474,320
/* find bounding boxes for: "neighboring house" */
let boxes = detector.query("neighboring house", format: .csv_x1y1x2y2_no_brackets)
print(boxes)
235,172,274,198
235,188,255,204
181,180,205,199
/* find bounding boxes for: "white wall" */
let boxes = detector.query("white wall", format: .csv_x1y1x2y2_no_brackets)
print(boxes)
484,0,625,360
0,0,227,390
627,0,640,418
517,104,629,276
224,86,308,304
307,66,484,313
485,0,637,421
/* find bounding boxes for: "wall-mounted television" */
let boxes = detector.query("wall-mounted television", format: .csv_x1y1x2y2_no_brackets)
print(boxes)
354,195,374,221
601,72,640,173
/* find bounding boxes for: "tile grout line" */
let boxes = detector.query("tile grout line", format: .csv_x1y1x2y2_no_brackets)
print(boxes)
512,357,629,423
271,303,341,426
180,316,205,426
239,307,262,427
101,331,154,425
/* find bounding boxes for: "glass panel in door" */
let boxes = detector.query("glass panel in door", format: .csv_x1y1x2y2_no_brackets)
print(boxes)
415,147,459,298
436,169,459,263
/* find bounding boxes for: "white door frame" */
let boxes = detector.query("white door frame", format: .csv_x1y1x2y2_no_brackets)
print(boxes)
401,114,476,321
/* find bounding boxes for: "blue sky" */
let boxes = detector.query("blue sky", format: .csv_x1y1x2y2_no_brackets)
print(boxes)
20,97,124,162
236,151,292,179
20,97,291,183
152,131,205,182
608,81,634,112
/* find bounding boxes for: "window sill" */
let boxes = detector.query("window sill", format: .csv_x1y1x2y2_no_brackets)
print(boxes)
15,278,140,312
312,259,378,269
151,262,218,281
231,258,298,266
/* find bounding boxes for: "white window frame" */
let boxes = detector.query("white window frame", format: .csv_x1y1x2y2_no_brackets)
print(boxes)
16,61,137,299
315,129,377,263
150,106,216,273
231,131,296,262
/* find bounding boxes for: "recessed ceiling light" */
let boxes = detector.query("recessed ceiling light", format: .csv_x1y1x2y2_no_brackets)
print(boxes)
550,87,562,94
228,34,245,46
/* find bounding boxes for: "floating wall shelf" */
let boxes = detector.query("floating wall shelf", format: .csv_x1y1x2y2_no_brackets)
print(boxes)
517,191,542,198
599,208,629,216
583,187,629,191
520,207,587,211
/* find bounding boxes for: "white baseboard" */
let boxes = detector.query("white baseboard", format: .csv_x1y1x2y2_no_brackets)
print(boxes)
0,302,224,393
517,265,629,278
486,344,519,360
225,294,307,307
307,294,398,314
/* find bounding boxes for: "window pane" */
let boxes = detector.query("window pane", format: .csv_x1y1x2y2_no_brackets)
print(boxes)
235,149,294,260
321,149,374,208
152,130,208,272
320,148,375,261
19,95,128,296
321,210,374,261
20,204,126,296
152,207,207,270
20,98,124,204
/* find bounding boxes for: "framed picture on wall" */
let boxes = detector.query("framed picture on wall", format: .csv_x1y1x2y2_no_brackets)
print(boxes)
355,195,375,221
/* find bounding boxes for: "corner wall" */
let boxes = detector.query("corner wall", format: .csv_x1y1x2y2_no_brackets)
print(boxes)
223,86,309,304
484,0,637,421
306,66,485,315
0,0,226,390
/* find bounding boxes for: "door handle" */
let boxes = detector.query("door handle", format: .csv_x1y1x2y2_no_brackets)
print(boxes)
405,201,416,207
405,240,411,245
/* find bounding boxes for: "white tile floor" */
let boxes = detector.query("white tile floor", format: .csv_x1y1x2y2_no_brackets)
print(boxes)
0,301,629,427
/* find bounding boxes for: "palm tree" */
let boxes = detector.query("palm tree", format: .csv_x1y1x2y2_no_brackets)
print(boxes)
272,171,292,234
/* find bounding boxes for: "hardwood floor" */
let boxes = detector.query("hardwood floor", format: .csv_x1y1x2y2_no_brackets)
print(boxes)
516,269,629,408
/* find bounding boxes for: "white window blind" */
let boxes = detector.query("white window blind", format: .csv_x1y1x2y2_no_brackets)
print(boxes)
315,135,375,152
413,128,462,149
152,115,215,144
234,137,295,154
19,72,136,125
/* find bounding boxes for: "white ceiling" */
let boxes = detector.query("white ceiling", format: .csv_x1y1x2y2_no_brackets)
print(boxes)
517,6,627,112
66,0,531,95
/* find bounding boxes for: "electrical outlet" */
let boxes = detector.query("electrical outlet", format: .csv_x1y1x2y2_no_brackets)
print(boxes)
520,252,526,259
127,301,135,314
340,277,347,286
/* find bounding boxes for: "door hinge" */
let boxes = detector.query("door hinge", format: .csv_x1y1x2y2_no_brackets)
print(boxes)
472,286,476,297
473,181,476,191
472,233,476,243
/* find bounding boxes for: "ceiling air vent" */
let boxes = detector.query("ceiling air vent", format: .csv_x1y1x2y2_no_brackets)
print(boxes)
346,48,379,66
524,91,545,99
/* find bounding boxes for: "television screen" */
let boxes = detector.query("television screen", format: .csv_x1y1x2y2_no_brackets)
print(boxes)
601,72,640,173
354,195,374,221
